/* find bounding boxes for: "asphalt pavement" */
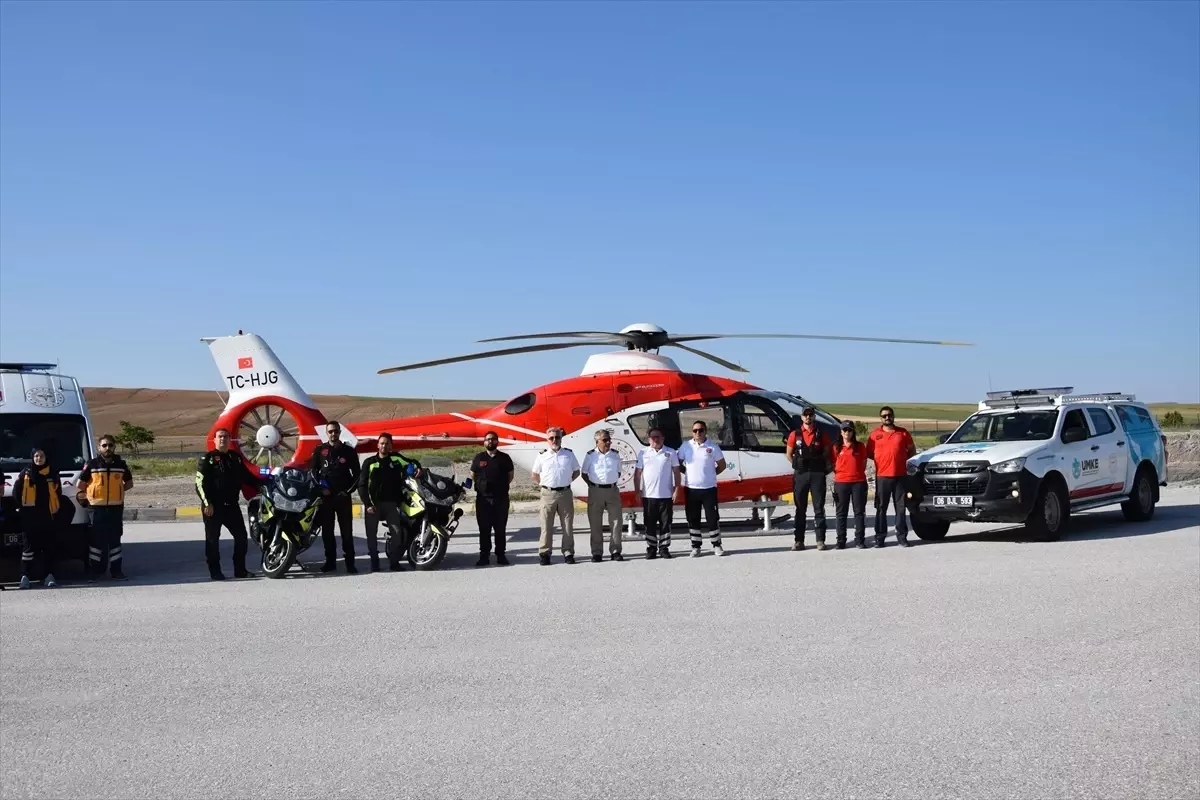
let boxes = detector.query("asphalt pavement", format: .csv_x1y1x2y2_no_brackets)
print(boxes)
1,489,1198,799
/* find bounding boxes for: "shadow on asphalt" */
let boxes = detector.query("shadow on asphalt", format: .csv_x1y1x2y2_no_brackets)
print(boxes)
2,505,1195,590
932,503,1200,545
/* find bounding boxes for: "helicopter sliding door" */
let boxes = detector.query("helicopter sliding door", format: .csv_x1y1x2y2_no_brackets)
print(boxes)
728,393,793,495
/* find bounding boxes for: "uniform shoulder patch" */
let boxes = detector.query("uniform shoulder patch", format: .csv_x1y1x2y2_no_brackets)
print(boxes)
586,448,596,454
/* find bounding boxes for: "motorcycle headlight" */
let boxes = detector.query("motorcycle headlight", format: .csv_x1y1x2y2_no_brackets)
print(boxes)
272,490,290,506
990,457,1026,474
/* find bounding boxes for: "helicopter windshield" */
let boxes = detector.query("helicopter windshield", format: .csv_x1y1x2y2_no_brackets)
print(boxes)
747,391,840,428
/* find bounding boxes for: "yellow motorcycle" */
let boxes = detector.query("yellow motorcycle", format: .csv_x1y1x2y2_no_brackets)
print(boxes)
384,465,470,571
248,466,324,578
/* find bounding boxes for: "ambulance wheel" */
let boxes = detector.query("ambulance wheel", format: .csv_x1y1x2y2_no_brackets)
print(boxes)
1121,467,1156,522
1026,479,1068,542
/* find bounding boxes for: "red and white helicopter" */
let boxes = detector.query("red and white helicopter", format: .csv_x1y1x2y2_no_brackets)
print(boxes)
202,325,967,506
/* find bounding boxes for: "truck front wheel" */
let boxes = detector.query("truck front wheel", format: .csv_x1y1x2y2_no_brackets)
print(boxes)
911,515,950,541
1026,479,1068,542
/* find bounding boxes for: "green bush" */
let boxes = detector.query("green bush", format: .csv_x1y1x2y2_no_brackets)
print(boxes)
853,420,868,436
1160,410,1186,428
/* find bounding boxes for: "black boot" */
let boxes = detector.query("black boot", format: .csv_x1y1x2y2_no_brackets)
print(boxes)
209,568,226,581
496,553,510,566
321,560,337,573
370,555,381,572
646,548,658,560
345,557,359,574
539,553,551,566
476,553,489,567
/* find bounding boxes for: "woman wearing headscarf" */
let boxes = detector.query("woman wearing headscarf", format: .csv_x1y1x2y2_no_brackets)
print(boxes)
12,448,63,589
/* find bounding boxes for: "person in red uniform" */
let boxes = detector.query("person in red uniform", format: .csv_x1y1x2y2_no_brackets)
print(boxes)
832,420,870,549
785,407,836,550
866,406,916,547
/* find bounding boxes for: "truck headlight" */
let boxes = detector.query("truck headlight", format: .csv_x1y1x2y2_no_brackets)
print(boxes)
990,458,1026,474
906,459,920,476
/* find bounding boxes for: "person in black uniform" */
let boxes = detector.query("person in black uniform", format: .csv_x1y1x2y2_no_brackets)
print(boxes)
469,431,514,567
357,433,417,571
195,428,265,581
784,406,836,551
311,421,362,574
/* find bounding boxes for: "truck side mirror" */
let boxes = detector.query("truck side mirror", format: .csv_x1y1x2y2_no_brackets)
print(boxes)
938,433,951,444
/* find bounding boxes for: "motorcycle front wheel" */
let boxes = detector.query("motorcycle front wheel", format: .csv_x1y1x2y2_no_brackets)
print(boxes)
407,527,448,570
262,532,296,578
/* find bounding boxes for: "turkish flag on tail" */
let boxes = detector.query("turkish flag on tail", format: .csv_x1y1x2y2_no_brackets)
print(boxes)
237,357,254,370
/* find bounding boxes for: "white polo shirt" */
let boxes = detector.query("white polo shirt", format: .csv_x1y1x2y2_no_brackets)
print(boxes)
636,445,677,499
581,448,622,486
677,438,725,489
532,447,580,489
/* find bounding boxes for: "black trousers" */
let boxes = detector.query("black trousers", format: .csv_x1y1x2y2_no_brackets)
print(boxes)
89,506,124,575
320,493,355,562
476,495,509,555
684,486,721,548
834,481,868,543
364,501,406,565
21,521,56,579
793,471,828,542
642,497,673,550
874,476,908,544
203,504,249,573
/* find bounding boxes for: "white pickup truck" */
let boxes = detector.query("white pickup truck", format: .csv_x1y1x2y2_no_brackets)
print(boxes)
904,389,1169,541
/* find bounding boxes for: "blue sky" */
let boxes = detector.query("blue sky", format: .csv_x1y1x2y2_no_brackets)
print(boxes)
1,1,1197,405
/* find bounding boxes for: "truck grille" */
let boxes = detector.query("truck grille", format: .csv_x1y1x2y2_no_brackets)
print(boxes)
923,461,989,496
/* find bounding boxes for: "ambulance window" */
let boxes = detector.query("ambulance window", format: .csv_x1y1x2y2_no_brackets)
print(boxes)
1087,407,1116,436
504,392,536,416
1061,409,1089,441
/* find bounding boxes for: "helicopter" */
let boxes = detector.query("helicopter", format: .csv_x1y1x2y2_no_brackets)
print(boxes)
201,324,969,506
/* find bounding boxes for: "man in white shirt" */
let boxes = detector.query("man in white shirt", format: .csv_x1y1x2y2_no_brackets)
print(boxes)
581,429,625,562
531,426,581,565
677,420,728,557
634,427,681,559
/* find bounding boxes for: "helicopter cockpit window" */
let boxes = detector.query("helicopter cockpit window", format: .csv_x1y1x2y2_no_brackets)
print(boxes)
628,411,668,446
504,392,537,416
735,399,790,452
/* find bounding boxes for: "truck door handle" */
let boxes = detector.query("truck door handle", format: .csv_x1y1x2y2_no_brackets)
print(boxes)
1117,441,1125,447
1090,445,1100,451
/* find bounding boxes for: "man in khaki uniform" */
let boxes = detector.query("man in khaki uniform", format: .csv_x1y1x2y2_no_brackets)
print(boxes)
581,429,624,562
531,427,580,566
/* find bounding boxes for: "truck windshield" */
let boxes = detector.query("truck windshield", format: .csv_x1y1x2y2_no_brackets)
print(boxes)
0,414,90,471
947,410,1059,443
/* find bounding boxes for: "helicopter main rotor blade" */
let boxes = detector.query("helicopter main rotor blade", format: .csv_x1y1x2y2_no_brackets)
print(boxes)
478,331,629,343
668,343,750,373
377,341,608,374
670,333,974,347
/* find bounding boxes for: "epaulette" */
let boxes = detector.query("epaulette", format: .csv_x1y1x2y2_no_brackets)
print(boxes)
586,448,595,454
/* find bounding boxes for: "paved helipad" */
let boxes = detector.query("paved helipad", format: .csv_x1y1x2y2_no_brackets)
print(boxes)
1,489,1197,799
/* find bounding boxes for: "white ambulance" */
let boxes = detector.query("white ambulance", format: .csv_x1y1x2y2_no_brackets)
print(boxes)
0,363,95,557
905,388,1169,542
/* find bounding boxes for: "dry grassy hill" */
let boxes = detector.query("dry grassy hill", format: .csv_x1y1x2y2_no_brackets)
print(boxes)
84,388,499,452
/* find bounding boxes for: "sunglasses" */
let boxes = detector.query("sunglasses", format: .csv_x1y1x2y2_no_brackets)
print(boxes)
598,438,611,442
692,428,706,433
99,442,113,448
547,435,561,440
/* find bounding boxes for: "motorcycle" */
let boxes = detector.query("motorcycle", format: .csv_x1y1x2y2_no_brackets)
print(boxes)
248,466,325,578
382,462,471,571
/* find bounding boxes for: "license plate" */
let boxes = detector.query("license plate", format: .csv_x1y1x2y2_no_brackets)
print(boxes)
2,532,22,547
933,496,974,507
